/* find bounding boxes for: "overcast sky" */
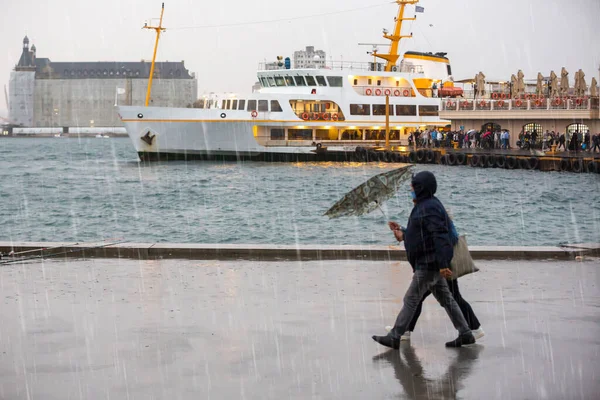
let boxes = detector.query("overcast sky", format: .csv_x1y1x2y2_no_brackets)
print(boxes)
1,0,598,114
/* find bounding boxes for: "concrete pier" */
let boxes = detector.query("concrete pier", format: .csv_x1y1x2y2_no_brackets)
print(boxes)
0,257,598,399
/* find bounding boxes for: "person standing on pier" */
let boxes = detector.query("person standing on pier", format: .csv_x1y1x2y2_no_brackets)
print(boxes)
372,172,476,349
591,133,600,153
558,132,566,151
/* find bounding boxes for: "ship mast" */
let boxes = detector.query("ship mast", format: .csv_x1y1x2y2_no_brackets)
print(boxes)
143,3,166,107
373,0,418,72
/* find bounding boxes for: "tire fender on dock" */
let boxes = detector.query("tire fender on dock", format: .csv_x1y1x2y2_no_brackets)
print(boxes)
559,159,570,172
416,150,426,163
572,159,583,173
470,155,480,167
495,156,506,168
506,157,517,169
408,151,417,163
447,153,457,165
425,150,435,163
456,153,466,165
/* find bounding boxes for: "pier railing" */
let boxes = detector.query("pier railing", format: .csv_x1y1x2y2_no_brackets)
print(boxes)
441,97,599,112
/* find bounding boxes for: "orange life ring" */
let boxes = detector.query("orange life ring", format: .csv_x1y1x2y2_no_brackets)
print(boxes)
251,110,258,118
384,89,391,96
479,100,487,107
301,112,309,120
365,88,373,96
515,99,523,107
393,89,401,96
311,112,320,120
492,93,499,99
403,89,410,97
331,113,339,121
553,98,562,106
322,113,330,121
501,93,507,100
446,101,453,107
375,88,382,96
498,100,505,107
576,98,583,105
535,99,542,107
461,101,470,108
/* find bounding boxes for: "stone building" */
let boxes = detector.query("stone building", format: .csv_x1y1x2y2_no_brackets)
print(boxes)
293,46,326,69
9,36,198,127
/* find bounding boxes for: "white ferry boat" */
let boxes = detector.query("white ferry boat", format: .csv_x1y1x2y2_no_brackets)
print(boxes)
118,0,456,161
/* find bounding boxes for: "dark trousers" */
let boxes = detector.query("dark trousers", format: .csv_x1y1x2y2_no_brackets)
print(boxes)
557,141,566,150
592,143,600,152
407,278,480,332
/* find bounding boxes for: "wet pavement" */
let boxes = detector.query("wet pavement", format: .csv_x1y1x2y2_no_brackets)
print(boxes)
0,257,599,399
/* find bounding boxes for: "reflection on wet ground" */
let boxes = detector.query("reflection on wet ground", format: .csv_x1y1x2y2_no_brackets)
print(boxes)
0,257,598,399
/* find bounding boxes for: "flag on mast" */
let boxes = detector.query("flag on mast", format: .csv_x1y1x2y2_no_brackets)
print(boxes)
415,6,425,13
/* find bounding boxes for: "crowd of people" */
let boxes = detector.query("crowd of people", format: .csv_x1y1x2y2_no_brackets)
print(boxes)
519,130,600,152
408,129,511,150
407,128,600,152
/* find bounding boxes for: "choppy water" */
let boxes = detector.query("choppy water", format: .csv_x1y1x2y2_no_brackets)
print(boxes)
1,138,599,246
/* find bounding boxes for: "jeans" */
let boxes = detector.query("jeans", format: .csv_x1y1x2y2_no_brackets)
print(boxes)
407,278,480,332
391,270,471,340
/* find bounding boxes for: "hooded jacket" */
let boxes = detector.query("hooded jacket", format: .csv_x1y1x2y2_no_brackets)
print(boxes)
403,171,454,271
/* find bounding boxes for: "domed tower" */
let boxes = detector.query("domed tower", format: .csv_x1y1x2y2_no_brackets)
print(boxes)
17,35,35,69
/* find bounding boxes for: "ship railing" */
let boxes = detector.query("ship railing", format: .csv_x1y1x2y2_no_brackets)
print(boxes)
441,97,598,111
257,61,424,74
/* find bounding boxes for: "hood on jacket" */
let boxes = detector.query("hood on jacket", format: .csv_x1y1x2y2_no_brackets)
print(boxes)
411,171,437,202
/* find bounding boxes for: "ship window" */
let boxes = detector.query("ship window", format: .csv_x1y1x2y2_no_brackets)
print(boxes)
267,76,276,86
232,100,238,109
284,76,295,86
271,100,283,112
353,79,358,85
368,79,372,85
447,65,452,76
316,128,339,140
377,80,381,86
238,100,246,110
315,76,327,86
274,76,286,86
226,100,232,109
270,128,285,140
350,104,371,116
373,105,393,116
258,100,269,112
305,76,316,86
247,100,257,111
221,100,226,109
396,105,417,116
294,76,306,86
327,76,343,87
341,129,362,140
288,129,312,140
260,77,269,87
419,105,439,116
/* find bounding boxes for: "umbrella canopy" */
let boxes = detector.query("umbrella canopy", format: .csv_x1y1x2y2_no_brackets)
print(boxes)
324,165,413,219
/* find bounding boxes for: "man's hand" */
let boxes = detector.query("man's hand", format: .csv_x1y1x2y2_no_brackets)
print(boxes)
393,229,404,243
439,268,453,279
388,221,401,231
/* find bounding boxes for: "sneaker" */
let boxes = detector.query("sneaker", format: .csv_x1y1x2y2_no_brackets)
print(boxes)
372,334,400,350
472,327,485,340
384,326,411,341
445,332,475,348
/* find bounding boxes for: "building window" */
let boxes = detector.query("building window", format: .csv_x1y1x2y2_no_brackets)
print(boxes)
271,100,283,112
305,76,316,86
373,105,393,116
315,76,327,86
238,100,246,110
350,104,371,115
274,76,286,86
232,100,238,109
327,76,343,87
258,100,269,112
289,129,312,140
247,100,257,111
419,106,439,116
294,76,307,86
395,105,417,116
284,76,295,86
270,128,285,140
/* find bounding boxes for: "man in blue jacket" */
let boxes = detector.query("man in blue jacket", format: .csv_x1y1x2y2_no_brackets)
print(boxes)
372,171,475,348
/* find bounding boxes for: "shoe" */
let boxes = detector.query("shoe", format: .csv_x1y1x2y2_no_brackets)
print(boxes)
445,332,475,348
385,326,411,341
472,327,485,340
372,334,400,350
